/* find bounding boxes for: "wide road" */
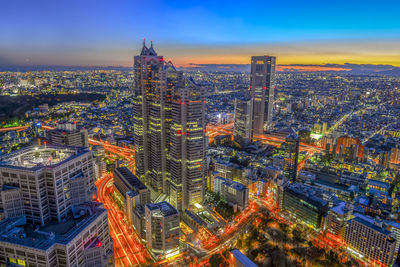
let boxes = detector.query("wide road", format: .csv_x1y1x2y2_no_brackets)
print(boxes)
96,174,150,267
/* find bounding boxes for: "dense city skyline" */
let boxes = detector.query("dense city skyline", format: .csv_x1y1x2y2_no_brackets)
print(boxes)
2,1,400,266
1,0,400,67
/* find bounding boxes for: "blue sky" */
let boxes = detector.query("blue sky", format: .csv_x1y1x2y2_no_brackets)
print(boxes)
1,0,399,66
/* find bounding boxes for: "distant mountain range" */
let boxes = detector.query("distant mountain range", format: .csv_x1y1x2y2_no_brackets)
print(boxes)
178,63,400,75
1,63,400,76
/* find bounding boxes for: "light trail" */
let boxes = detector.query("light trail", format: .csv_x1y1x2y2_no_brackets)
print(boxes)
0,126,29,132
97,174,149,266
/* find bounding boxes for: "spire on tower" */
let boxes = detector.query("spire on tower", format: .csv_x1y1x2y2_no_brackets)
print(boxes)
148,40,157,56
140,38,149,56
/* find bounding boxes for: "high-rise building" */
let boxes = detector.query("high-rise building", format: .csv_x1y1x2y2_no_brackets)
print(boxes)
0,145,96,225
0,146,112,266
233,97,253,147
48,122,89,147
250,55,276,134
168,80,206,211
283,131,299,182
133,41,205,211
344,214,396,266
145,201,180,258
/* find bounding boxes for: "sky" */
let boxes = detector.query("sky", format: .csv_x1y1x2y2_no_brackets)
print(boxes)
1,0,400,67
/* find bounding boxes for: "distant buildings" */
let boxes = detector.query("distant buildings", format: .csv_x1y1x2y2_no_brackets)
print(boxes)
132,41,206,211
48,122,89,147
145,201,180,258
233,97,253,147
250,55,276,134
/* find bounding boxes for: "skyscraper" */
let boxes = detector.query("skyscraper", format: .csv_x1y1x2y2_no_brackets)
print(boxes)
133,41,205,211
283,130,299,182
168,80,206,210
233,96,253,147
250,56,276,134
133,40,168,193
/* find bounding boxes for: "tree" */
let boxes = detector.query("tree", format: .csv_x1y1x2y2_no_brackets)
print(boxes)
209,254,225,267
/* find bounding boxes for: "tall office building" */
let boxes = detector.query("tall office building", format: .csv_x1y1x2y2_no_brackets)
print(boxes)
283,131,300,182
250,55,276,134
233,97,253,147
133,41,206,211
168,80,206,211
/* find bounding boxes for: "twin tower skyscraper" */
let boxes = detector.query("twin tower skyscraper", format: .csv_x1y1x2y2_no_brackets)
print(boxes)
132,41,205,211
132,41,276,211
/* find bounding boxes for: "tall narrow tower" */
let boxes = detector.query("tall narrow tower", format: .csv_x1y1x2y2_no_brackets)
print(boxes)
133,41,205,210
250,56,276,134
283,130,300,182
133,40,167,192
168,78,206,210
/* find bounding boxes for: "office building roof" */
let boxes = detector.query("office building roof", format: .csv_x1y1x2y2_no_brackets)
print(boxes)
146,201,178,217
114,167,147,191
351,213,394,238
0,145,89,171
0,202,106,250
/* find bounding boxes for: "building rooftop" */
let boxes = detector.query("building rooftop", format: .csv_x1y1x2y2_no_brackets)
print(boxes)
0,145,89,170
221,178,247,192
331,202,353,215
0,202,106,250
286,182,328,208
351,213,394,238
146,201,178,217
114,167,147,191
184,209,206,227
